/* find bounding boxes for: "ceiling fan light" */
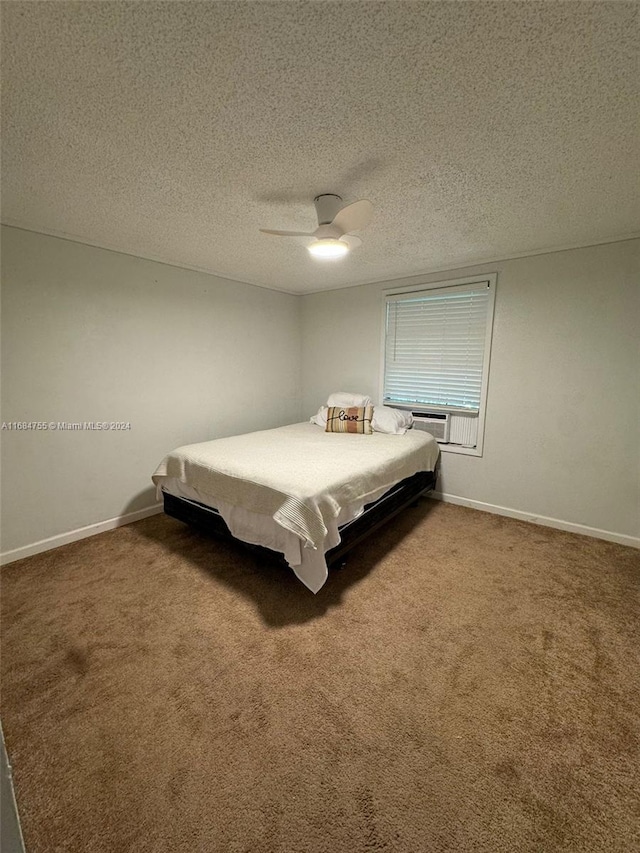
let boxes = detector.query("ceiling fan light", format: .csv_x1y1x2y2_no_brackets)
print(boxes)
307,238,349,260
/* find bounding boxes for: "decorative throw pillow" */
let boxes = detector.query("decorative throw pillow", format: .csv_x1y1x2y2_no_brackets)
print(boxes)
325,406,374,434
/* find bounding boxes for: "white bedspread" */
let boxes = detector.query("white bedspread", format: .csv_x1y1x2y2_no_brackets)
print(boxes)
152,422,439,592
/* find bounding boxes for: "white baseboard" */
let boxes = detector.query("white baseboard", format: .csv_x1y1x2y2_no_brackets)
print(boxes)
430,491,640,550
3,493,638,565
0,504,164,565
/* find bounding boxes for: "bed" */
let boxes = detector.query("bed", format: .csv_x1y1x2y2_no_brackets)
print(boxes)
152,421,439,592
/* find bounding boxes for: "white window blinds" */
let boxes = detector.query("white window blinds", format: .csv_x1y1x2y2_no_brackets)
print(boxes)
384,281,492,412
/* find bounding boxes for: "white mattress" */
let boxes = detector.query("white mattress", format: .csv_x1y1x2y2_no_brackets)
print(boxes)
153,422,439,593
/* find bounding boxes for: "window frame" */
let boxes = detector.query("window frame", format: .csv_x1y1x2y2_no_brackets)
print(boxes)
379,273,497,457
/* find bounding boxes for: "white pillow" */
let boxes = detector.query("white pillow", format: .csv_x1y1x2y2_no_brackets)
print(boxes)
372,406,413,435
310,405,329,427
327,391,372,408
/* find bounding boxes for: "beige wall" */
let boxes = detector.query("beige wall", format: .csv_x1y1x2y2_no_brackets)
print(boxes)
1,226,301,553
300,240,640,542
2,229,638,556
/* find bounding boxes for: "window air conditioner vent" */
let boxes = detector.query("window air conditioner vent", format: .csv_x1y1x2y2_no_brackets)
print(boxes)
412,412,450,443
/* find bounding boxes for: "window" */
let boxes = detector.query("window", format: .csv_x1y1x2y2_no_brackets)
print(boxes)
381,274,496,455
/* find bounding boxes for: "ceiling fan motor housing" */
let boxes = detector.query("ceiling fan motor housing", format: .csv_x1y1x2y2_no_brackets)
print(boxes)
314,194,343,226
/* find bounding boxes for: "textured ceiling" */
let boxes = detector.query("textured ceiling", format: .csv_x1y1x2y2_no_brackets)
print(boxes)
2,1,639,294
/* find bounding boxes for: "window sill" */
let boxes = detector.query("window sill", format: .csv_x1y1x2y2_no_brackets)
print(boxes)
438,443,482,458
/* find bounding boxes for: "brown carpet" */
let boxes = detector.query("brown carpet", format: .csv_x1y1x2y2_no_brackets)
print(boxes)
1,500,639,853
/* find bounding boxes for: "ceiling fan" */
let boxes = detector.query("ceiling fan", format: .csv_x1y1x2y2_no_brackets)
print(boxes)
260,194,373,259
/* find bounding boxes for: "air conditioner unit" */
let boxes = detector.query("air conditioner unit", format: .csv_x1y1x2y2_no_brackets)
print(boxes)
412,411,450,443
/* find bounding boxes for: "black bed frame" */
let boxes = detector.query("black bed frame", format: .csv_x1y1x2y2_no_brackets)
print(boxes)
162,467,437,568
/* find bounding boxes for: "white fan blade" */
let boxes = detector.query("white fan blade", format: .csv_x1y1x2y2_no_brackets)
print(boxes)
340,234,362,250
331,199,373,234
259,229,316,237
